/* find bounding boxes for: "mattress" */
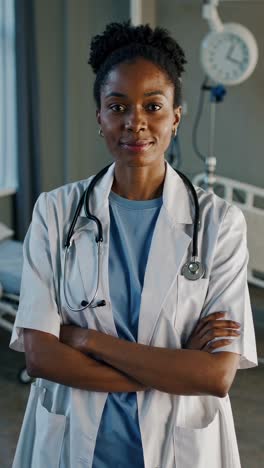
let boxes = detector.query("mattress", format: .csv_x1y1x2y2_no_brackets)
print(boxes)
0,240,23,295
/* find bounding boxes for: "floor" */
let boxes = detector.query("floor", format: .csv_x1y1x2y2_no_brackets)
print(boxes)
0,285,263,468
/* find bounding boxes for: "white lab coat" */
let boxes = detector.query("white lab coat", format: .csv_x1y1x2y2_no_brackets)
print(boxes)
10,162,257,468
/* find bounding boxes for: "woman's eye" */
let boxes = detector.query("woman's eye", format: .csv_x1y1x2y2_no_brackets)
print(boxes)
146,103,162,112
110,104,126,112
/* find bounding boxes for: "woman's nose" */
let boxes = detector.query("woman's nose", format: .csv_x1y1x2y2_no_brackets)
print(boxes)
124,108,147,132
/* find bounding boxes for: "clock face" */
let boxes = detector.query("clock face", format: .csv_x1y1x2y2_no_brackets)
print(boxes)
201,25,258,85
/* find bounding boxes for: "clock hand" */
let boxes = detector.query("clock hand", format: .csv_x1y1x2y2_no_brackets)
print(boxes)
226,43,235,60
226,43,244,65
227,56,243,65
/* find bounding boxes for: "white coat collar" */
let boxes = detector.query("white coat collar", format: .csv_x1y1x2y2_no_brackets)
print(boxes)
80,161,193,225
161,162,193,224
79,163,115,218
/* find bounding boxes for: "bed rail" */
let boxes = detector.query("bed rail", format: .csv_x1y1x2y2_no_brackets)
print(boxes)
193,173,264,289
0,292,19,332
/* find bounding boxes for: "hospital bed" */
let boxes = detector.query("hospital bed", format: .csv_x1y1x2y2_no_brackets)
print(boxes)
193,174,264,289
0,232,32,383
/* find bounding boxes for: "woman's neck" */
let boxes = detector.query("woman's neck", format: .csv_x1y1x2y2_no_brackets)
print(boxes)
111,161,166,201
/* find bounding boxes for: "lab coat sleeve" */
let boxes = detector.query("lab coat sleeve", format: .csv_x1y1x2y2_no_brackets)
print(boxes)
9,193,61,352
201,204,258,369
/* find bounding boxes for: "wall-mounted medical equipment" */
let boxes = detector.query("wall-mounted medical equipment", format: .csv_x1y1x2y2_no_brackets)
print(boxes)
193,0,259,192
193,1,263,289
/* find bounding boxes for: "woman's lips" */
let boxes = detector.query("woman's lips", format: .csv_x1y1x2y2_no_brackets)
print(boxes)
120,141,153,153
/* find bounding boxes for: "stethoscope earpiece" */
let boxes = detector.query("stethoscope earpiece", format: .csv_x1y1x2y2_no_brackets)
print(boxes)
181,260,205,281
81,299,106,308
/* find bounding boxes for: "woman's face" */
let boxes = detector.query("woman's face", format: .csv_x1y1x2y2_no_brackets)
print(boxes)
96,58,182,169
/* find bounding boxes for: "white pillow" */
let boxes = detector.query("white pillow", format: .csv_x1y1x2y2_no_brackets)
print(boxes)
0,222,14,242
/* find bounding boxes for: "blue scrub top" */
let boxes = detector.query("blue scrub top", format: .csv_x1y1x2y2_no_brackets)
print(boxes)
92,191,162,468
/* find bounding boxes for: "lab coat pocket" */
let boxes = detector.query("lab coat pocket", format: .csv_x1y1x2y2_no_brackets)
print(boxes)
31,385,67,468
175,275,209,346
174,410,222,468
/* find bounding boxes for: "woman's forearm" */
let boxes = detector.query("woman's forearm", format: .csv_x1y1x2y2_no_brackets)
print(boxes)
24,329,146,392
84,329,234,397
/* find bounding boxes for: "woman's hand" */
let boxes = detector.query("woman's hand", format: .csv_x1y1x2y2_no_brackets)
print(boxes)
184,312,241,352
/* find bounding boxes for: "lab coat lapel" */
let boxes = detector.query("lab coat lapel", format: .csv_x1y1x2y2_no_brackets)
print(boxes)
137,164,193,345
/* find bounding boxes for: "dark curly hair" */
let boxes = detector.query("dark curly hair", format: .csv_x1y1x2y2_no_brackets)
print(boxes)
88,21,187,108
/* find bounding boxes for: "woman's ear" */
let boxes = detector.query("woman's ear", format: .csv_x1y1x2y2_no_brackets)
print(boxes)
173,106,182,128
96,110,101,126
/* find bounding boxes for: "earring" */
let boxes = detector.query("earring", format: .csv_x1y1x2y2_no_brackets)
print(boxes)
172,127,177,137
98,128,104,137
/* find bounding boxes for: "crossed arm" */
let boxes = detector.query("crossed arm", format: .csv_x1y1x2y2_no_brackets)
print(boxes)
24,312,240,397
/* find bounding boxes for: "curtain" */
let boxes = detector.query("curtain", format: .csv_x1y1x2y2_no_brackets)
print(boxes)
0,0,18,193
13,0,41,240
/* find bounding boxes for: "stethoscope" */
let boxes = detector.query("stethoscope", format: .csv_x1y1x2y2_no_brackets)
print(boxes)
63,164,205,312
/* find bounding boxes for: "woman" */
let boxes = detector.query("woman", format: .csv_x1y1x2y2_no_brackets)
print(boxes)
10,21,257,468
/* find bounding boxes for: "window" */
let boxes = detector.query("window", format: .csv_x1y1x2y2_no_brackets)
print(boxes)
0,0,17,195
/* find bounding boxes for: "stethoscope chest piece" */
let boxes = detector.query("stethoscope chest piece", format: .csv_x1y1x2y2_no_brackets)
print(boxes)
181,259,205,281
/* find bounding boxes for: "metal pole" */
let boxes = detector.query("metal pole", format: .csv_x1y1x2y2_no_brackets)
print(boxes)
205,100,217,192
130,0,142,25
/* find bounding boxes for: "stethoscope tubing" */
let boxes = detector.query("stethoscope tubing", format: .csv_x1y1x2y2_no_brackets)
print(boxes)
175,169,200,258
65,164,112,248
63,238,103,311
63,163,204,311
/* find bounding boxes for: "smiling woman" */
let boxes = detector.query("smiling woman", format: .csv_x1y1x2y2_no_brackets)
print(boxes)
9,20,257,468
97,58,181,200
